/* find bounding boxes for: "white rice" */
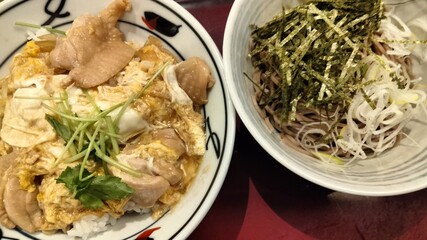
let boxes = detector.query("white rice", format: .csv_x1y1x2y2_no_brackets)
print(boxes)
66,201,150,239
124,200,151,214
67,214,116,240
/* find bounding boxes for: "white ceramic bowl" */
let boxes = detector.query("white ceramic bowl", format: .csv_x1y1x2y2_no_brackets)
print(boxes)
0,0,235,239
224,0,427,196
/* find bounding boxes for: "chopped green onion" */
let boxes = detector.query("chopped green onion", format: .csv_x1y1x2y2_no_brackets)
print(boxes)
105,116,119,156
42,103,100,122
15,21,66,35
46,62,170,178
80,122,102,181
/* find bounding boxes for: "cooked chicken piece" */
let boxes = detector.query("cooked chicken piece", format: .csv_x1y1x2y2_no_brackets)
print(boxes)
49,0,135,88
128,174,170,208
0,152,19,229
49,15,105,71
117,153,183,186
69,40,135,89
0,151,17,173
119,128,185,185
98,0,130,38
3,176,42,233
152,158,183,185
175,57,215,105
113,128,189,207
151,129,186,184
123,128,186,157
111,168,169,208
152,128,186,156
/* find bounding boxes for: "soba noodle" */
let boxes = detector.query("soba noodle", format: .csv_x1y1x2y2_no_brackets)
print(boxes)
249,0,427,163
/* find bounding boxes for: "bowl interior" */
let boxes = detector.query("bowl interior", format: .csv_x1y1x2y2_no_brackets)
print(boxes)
0,0,235,239
224,0,427,196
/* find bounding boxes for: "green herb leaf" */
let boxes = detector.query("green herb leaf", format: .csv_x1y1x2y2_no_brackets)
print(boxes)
46,114,72,142
78,193,104,209
57,165,134,209
83,175,134,200
57,165,91,196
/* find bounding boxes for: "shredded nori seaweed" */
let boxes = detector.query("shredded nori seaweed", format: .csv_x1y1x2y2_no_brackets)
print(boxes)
249,0,384,122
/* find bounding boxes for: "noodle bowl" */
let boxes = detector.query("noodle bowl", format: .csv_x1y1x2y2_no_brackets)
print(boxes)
224,0,427,196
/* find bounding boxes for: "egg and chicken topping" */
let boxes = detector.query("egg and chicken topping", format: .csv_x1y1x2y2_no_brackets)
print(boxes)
0,0,214,234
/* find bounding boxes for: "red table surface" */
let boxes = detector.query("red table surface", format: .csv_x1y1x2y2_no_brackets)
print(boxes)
180,1,427,240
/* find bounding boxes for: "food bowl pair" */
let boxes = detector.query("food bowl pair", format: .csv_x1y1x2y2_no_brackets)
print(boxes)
2,0,427,239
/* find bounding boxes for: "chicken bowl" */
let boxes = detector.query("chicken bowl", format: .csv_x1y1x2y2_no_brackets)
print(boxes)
0,0,235,239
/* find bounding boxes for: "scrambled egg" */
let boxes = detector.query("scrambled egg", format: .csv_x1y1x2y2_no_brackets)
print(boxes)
0,38,207,233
